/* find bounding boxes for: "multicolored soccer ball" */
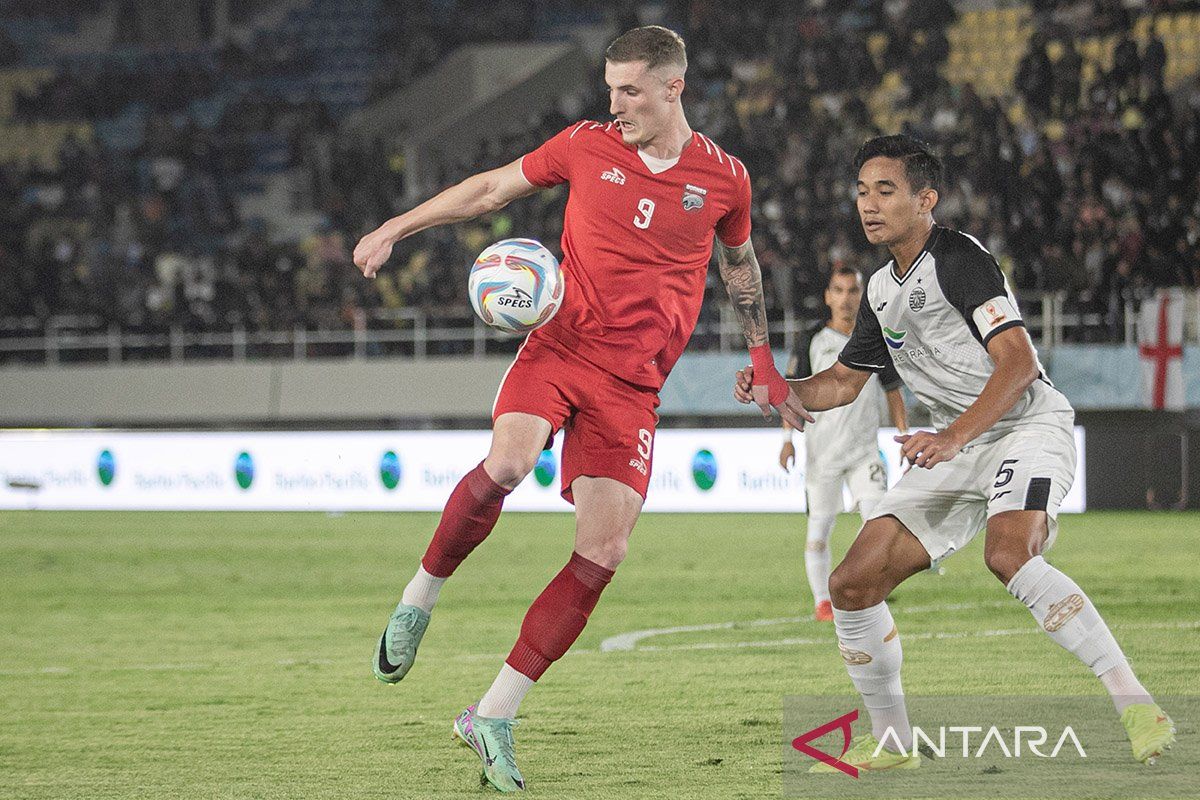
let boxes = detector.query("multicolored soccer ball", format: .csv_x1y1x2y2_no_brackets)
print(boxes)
468,238,563,334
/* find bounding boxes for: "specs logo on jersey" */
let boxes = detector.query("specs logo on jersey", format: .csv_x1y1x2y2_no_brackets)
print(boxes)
883,326,907,349
600,166,626,185
682,183,707,211
908,286,926,311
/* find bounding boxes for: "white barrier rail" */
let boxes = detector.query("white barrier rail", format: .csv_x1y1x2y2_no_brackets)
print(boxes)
0,292,1170,366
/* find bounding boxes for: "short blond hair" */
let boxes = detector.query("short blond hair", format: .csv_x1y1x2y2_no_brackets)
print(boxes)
605,25,687,73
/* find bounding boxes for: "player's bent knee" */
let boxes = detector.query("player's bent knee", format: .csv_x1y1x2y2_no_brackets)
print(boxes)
483,451,537,489
828,565,880,611
983,546,1031,585
576,538,628,571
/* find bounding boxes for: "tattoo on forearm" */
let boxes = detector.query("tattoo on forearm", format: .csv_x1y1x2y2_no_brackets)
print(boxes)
715,238,768,347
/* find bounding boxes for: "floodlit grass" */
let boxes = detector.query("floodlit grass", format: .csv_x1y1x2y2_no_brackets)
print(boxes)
1,511,1196,799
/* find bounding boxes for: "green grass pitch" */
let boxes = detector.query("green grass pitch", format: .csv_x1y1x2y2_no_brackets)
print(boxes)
1,510,1196,799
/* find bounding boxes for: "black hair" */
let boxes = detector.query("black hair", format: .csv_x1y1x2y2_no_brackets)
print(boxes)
829,266,863,287
854,134,943,192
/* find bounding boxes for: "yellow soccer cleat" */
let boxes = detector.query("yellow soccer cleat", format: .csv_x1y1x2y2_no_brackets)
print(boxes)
808,733,921,773
1121,703,1176,765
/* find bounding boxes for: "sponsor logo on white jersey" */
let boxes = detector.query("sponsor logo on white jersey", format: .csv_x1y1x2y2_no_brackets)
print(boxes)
601,166,626,185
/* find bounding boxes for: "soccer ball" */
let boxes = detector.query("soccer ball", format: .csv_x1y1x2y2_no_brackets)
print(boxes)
468,238,564,334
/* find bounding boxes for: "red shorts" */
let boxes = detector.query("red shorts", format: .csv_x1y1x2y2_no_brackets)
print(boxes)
492,337,659,503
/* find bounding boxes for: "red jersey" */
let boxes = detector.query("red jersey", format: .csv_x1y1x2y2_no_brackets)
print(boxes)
520,120,752,390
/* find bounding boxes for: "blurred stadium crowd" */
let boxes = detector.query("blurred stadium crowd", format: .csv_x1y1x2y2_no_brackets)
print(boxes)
1,0,1198,351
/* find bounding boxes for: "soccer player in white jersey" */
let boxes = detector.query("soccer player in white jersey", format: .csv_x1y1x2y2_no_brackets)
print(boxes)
737,135,1175,770
779,266,908,621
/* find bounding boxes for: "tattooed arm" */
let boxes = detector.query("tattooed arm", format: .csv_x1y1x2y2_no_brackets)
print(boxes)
714,237,768,348
716,236,814,429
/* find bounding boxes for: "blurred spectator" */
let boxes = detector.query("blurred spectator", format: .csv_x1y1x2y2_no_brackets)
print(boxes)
1,0,1198,356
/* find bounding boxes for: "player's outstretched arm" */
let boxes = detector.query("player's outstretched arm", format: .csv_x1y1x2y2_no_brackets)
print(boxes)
735,360,869,414
353,158,539,277
714,237,769,348
896,325,1038,468
714,238,814,429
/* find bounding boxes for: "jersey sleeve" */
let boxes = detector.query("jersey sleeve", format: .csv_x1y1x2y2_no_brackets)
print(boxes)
715,169,751,248
519,123,579,188
785,328,814,380
937,235,1025,346
878,357,903,391
838,289,891,373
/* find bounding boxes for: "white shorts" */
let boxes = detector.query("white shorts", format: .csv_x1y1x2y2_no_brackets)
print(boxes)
806,456,888,519
868,421,1077,568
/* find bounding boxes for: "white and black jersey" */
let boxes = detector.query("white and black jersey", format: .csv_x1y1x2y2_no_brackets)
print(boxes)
789,324,900,474
839,225,1073,439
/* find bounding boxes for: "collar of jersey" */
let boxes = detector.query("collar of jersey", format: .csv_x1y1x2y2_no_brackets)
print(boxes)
889,225,942,286
637,149,681,174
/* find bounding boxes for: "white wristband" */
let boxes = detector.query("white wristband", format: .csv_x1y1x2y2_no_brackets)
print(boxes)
782,429,794,443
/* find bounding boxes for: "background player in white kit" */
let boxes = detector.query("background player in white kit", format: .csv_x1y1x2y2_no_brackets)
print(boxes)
779,266,907,621
737,134,1175,771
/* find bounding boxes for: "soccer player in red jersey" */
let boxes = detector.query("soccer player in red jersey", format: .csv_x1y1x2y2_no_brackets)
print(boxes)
354,26,809,792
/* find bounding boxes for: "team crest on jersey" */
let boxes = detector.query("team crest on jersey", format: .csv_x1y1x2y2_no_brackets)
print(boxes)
600,166,626,185
682,183,707,211
908,286,926,311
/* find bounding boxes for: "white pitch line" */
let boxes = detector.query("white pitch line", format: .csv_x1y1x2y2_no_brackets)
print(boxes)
598,600,1014,652
0,658,336,677
9,621,1194,675
602,620,1200,655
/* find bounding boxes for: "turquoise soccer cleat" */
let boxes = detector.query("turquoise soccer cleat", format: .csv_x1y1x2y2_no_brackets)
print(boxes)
453,705,526,792
372,602,430,683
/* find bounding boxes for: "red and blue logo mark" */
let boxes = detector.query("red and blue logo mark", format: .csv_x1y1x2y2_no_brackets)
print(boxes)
792,709,860,777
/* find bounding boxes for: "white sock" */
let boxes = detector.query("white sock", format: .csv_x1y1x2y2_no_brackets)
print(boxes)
833,601,912,751
1006,556,1152,713
805,515,836,604
477,663,535,719
400,565,445,614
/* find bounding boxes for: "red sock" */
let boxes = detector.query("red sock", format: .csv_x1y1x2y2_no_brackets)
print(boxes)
505,552,615,680
420,461,510,578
